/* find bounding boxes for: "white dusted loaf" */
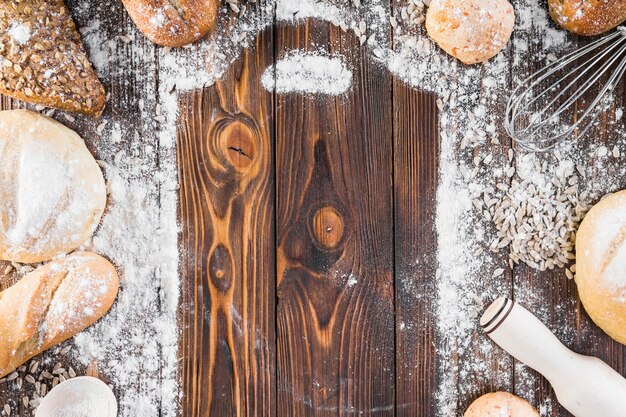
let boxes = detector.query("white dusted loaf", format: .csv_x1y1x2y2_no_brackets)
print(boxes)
576,190,626,345
0,110,106,263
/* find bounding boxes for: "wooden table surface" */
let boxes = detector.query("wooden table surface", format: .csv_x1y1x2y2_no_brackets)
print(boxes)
2,1,626,416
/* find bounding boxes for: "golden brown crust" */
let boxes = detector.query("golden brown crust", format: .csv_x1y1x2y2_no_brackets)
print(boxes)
576,190,626,345
549,0,626,35
0,0,105,116
0,252,119,378
465,392,539,417
425,0,515,65
121,0,220,47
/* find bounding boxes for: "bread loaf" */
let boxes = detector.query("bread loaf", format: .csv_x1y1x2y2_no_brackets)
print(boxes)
576,190,626,344
0,252,119,379
465,392,539,417
121,0,220,47
425,0,515,64
549,0,626,35
0,110,107,263
0,0,106,115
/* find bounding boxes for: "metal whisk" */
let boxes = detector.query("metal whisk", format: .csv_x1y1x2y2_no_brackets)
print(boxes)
505,27,626,152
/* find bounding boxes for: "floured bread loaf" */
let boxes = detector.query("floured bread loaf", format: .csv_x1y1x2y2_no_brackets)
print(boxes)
0,110,106,263
426,0,515,64
121,0,220,47
0,252,119,378
576,190,626,345
465,392,539,417
0,0,105,115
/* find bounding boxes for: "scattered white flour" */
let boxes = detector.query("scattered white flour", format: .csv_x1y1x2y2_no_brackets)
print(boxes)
3,1,625,417
49,1,273,416
8,23,31,45
261,51,352,95
149,10,166,28
277,0,344,23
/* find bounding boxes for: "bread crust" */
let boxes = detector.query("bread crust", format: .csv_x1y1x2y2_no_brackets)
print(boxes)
576,190,626,345
465,392,539,417
425,0,515,65
549,0,626,35
0,0,106,116
121,0,220,47
0,252,119,378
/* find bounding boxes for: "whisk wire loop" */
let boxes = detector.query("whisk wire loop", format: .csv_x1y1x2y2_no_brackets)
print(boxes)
523,38,626,139
505,28,626,151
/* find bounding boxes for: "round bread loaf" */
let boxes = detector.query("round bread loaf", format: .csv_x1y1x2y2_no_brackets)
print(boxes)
426,0,515,64
0,110,106,263
576,190,626,345
465,392,539,417
549,0,626,36
121,0,220,47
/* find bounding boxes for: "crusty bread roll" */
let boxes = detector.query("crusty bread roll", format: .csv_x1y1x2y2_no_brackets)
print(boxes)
121,0,220,47
0,252,119,379
426,0,515,64
549,0,626,36
465,392,539,417
0,110,107,263
576,190,626,344
0,0,106,115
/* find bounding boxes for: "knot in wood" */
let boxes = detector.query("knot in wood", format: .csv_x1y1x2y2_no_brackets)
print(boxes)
312,206,344,249
209,244,233,292
219,120,256,170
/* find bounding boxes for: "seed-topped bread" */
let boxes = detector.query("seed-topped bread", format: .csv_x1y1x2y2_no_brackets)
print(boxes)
0,0,105,116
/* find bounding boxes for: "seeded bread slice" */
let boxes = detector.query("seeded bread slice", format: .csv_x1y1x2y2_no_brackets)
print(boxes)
0,0,105,116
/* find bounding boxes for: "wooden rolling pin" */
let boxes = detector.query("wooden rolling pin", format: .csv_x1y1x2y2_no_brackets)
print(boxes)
481,297,626,417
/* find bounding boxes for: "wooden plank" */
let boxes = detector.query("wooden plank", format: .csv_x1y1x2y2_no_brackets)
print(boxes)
176,25,276,417
393,88,439,417
510,15,626,416
275,18,395,416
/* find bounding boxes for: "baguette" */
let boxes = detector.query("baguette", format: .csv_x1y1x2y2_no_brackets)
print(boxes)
121,0,220,47
549,0,626,35
0,252,119,378
0,0,106,115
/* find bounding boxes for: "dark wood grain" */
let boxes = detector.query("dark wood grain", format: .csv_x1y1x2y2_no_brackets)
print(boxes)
275,17,396,417
2,1,626,416
393,87,439,417
176,23,276,417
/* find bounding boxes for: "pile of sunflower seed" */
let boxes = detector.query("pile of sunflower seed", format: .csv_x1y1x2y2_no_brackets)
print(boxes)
474,151,591,274
400,0,429,25
0,346,79,415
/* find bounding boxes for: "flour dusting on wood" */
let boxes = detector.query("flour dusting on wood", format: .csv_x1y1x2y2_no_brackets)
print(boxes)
261,51,352,95
275,0,626,415
2,0,625,416
63,1,274,416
